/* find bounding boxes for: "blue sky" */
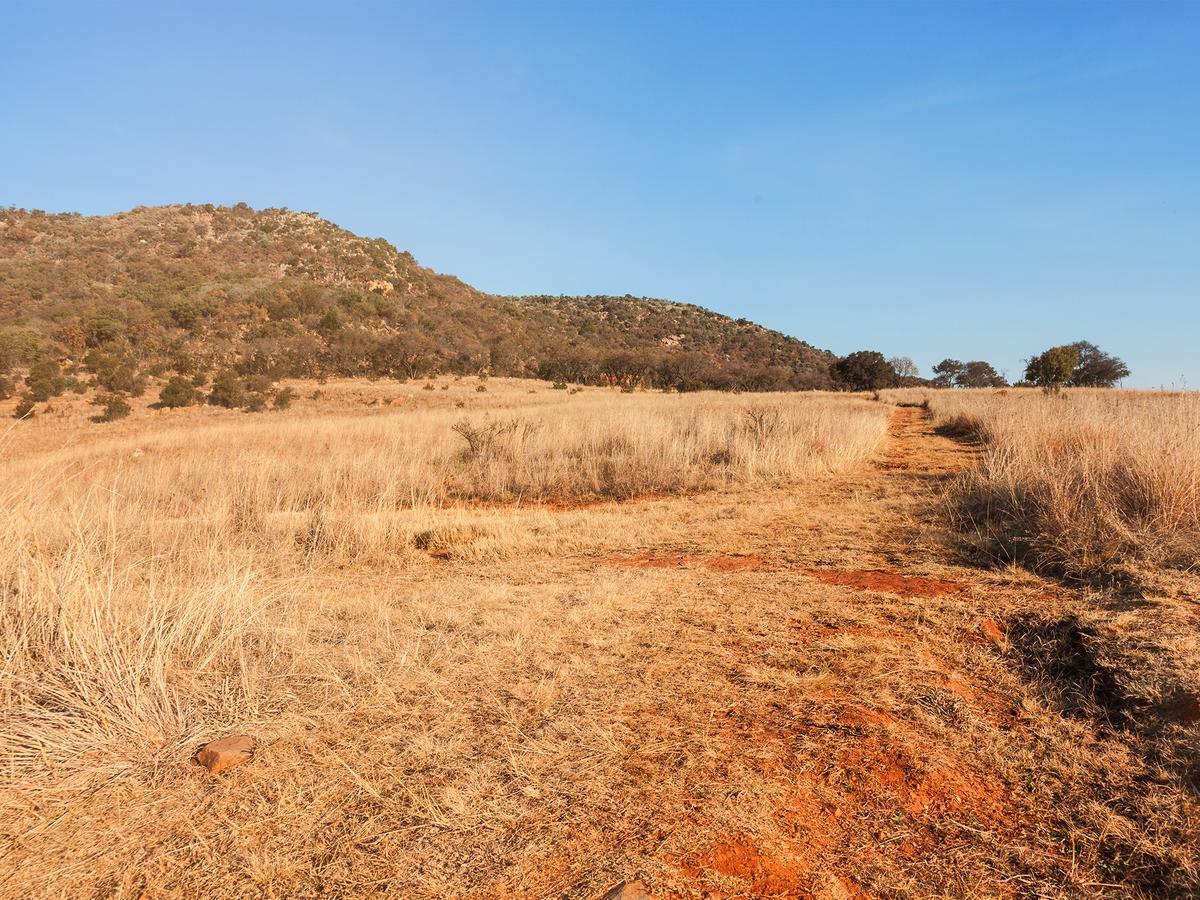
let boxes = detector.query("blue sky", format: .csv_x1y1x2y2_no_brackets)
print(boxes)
4,1,1198,387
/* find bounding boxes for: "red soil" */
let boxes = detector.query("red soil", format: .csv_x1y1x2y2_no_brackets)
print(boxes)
681,836,809,896
680,699,1005,896
804,568,967,598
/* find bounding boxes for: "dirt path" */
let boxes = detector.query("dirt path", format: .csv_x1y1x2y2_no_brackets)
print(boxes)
597,404,1196,898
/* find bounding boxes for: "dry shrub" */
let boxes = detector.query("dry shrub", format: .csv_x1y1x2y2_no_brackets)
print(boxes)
926,389,1200,580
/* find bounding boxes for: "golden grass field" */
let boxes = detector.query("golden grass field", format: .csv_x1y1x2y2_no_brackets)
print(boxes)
1,379,1197,898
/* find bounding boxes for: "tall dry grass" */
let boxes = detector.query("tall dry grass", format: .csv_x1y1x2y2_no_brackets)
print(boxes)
0,387,887,809
890,388,1200,580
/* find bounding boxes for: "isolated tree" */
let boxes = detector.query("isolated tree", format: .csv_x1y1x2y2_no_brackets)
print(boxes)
1024,345,1081,390
25,359,67,402
888,356,920,380
92,392,132,423
1067,341,1129,387
207,370,247,408
957,361,1008,388
931,359,964,388
273,387,296,410
158,375,200,408
831,351,895,391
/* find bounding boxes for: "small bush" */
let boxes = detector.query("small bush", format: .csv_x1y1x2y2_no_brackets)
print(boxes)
207,370,246,408
552,381,568,390
476,384,487,393
25,359,67,402
273,387,296,410
13,395,36,419
0,375,13,401
243,394,268,413
158,375,199,408
92,392,132,423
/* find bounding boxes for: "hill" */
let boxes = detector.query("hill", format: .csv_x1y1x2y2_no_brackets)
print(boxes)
0,204,834,392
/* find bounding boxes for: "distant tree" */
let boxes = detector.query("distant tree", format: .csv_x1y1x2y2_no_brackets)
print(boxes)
92,392,132,423
83,308,126,347
272,386,296,410
888,356,920,380
0,326,43,368
158,375,200,408
1024,345,1081,391
831,351,895,391
207,370,247,408
931,359,964,388
240,374,275,412
0,375,13,401
1067,341,1130,387
25,359,67,402
957,361,1008,388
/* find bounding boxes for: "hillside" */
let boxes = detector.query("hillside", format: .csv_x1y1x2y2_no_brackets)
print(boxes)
0,204,834,391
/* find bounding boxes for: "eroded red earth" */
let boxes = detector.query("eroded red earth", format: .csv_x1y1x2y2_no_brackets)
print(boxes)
804,568,967,598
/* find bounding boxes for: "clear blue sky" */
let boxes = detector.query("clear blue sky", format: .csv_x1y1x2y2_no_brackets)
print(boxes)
4,1,1198,387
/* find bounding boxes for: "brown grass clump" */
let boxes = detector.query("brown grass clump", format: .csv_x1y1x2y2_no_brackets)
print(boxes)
901,388,1200,581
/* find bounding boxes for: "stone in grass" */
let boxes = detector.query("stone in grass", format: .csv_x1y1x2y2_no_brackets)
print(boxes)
193,734,256,774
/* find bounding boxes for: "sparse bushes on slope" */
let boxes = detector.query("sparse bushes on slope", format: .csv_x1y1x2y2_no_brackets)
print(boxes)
0,206,837,393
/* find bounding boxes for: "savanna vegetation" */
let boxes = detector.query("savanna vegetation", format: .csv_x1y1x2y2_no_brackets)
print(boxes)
1,377,1196,897
2,203,1190,899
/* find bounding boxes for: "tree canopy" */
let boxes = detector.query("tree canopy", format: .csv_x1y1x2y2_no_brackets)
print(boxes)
1025,341,1129,389
832,350,895,391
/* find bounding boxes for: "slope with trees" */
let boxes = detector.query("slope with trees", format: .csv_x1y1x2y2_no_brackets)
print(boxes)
0,204,835,395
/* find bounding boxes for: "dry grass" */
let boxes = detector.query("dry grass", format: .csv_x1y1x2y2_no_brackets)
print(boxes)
3,380,1197,898
0,381,890,895
886,387,1200,581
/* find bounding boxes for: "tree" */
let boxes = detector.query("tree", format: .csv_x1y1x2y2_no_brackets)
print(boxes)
25,359,67,402
931,359,964,388
92,392,132,423
1067,341,1130,387
957,361,1008,388
158,375,200,408
888,356,920,380
207,370,247,408
273,387,296,410
1025,345,1081,390
831,351,895,391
